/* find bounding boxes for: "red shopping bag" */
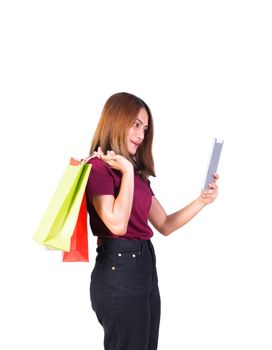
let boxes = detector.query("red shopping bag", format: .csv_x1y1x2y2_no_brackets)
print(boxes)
62,158,89,262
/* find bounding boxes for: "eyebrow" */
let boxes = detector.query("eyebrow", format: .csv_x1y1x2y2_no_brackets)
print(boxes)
136,118,148,129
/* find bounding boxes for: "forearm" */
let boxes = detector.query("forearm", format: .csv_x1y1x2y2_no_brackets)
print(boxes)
112,169,134,233
163,197,206,235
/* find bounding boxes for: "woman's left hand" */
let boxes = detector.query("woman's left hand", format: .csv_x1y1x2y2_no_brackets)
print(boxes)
200,173,219,205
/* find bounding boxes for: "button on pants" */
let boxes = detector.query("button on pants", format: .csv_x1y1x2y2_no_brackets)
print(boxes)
90,238,161,350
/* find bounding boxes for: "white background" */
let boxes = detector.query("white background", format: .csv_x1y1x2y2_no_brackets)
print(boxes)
1,0,272,349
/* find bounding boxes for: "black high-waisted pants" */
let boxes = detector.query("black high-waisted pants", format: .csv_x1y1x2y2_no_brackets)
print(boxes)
90,238,161,350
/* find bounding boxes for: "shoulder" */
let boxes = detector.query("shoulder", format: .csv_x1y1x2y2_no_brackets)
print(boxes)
146,177,151,185
138,174,152,186
86,157,118,179
144,176,155,195
86,157,116,195
86,157,110,171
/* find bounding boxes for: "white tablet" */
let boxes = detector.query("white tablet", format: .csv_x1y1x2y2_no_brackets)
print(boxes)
202,138,224,190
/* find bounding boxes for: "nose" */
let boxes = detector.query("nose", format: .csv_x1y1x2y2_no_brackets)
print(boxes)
136,128,144,141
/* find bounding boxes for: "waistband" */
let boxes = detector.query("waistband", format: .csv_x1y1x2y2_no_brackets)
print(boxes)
97,237,152,251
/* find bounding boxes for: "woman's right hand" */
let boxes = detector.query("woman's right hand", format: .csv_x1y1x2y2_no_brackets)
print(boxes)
94,147,133,175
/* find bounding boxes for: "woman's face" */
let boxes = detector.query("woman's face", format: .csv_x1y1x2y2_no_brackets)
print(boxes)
126,108,149,155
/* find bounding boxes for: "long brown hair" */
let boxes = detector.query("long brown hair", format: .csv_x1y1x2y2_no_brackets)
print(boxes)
90,92,155,178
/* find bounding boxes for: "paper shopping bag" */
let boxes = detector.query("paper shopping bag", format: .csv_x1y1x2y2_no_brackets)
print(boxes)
33,158,91,252
62,192,89,262
63,157,89,262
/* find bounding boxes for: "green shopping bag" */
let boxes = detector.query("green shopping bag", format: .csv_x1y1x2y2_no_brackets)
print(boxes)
33,159,92,252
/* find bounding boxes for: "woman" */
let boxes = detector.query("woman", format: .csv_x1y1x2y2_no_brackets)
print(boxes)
86,92,218,350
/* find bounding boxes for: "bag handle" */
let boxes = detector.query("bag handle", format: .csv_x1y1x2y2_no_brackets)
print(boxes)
80,152,99,164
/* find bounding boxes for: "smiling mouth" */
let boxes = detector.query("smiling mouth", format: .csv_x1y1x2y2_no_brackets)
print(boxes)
130,140,140,147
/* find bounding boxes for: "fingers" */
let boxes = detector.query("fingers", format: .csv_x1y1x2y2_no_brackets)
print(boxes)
208,182,218,190
203,189,217,197
92,146,105,159
202,174,219,203
101,150,117,160
201,191,217,204
213,173,219,180
92,146,119,165
202,187,218,200
106,150,116,157
97,146,104,158
207,173,219,190
99,150,119,168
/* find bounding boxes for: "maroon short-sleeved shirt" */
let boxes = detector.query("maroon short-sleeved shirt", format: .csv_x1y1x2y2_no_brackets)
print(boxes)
86,157,154,240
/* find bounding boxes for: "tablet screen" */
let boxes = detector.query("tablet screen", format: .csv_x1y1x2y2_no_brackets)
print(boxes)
203,138,224,190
